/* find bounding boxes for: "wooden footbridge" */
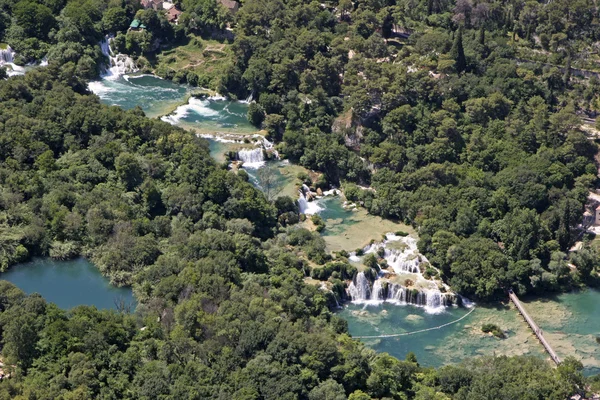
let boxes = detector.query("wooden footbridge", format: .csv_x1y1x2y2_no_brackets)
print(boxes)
508,289,561,365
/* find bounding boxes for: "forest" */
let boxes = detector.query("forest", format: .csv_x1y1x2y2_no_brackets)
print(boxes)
0,0,600,398
0,64,590,400
220,0,600,300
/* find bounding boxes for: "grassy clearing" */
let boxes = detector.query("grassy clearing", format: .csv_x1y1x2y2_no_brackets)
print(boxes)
152,35,234,90
276,163,309,199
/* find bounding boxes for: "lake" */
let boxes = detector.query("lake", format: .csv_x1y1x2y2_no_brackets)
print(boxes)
1,258,135,311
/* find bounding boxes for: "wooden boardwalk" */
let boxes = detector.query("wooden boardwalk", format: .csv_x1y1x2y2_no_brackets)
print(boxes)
508,289,561,365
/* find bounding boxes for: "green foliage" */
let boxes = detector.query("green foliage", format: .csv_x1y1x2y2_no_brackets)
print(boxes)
1,0,599,397
311,213,326,232
310,261,357,281
481,323,506,338
247,102,265,127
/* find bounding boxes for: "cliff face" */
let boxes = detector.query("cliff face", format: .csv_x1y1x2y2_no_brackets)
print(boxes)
332,108,363,149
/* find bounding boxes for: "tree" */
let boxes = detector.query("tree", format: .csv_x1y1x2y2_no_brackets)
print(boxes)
308,379,347,400
115,153,143,191
257,164,283,201
247,103,265,127
450,25,466,72
13,0,56,39
102,7,129,33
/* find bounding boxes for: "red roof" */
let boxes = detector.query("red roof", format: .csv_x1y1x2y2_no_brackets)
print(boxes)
166,7,182,22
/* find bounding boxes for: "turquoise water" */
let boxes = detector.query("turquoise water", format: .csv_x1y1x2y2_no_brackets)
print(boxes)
1,258,135,311
162,97,255,134
89,74,255,133
88,75,188,117
318,196,362,238
87,72,600,375
339,290,600,375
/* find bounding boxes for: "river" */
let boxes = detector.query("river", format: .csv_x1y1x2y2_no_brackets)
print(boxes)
87,73,600,373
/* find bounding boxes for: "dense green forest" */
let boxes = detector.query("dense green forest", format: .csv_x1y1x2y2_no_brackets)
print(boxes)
1,0,600,398
219,0,600,300
0,66,592,400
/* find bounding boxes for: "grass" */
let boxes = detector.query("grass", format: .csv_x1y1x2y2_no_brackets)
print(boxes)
152,35,234,90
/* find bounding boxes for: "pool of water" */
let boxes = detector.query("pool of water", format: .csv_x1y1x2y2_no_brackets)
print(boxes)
339,289,600,375
88,74,188,118
162,97,255,134
89,74,256,135
243,160,302,198
0,258,135,311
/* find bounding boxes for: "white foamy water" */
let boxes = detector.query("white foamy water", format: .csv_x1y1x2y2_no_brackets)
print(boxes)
161,97,221,124
0,46,26,77
346,233,455,313
100,36,137,79
237,147,265,168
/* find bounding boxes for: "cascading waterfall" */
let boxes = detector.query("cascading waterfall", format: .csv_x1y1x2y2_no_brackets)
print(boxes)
262,138,280,159
298,183,323,215
345,233,456,313
363,235,424,274
386,283,452,309
100,36,138,78
237,148,265,168
347,272,371,301
347,277,453,312
0,47,13,64
0,46,25,77
371,279,384,301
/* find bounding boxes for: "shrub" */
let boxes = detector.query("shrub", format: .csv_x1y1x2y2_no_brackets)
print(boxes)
311,214,325,232
247,103,265,127
482,323,505,338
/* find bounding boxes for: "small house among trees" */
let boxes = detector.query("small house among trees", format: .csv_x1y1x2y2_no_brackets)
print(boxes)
219,0,239,14
140,0,163,10
166,7,182,24
129,19,146,30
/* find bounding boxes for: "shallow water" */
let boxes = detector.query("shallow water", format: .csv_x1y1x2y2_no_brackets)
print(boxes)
339,290,600,375
162,97,255,134
243,160,308,199
88,74,188,118
1,258,135,311
89,74,256,134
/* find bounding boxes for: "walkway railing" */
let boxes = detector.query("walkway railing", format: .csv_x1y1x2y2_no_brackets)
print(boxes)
508,289,561,365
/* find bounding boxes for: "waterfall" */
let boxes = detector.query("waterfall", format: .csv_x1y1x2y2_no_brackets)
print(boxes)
371,279,384,301
362,235,424,275
240,93,253,104
345,233,456,312
237,148,265,168
0,47,13,64
298,184,323,215
0,46,25,77
347,272,371,301
385,248,421,273
100,36,138,79
262,138,279,159
385,283,450,313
